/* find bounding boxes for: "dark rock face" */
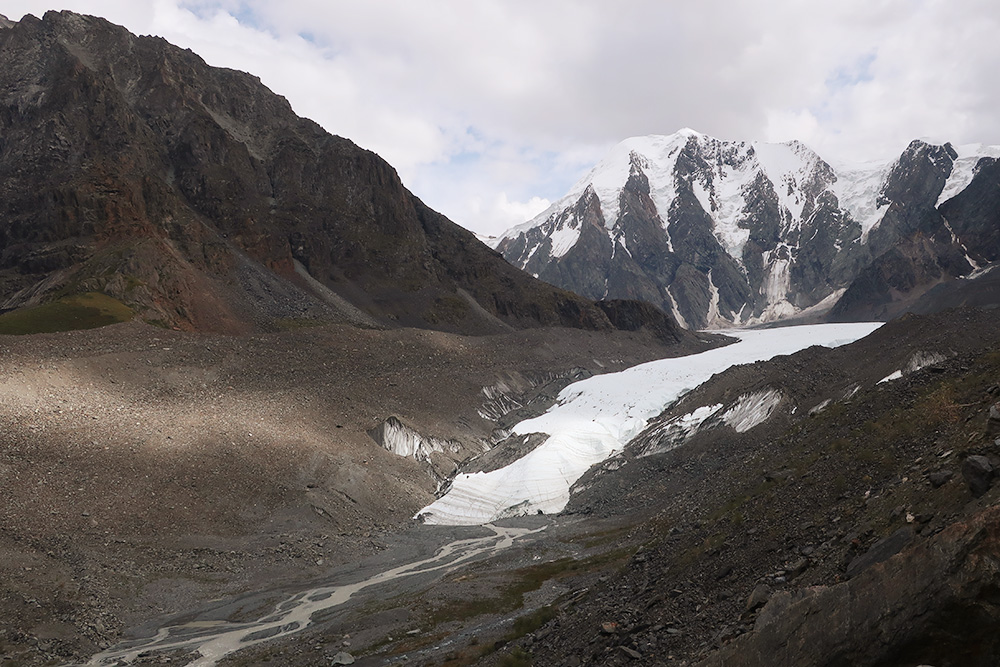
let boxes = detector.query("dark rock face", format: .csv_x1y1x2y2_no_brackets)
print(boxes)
499,131,1000,328
595,299,685,344
791,191,864,306
929,469,954,488
988,402,1000,438
866,142,956,249
844,526,913,579
940,157,1000,264
898,257,1000,316
744,583,772,613
828,231,973,322
0,11,671,337
698,508,1000,667
829,141,975,322
667,145,751,326
962,455,995,497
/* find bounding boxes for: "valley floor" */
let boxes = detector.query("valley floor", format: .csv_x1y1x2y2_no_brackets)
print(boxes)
7,308,1000,667
0,319,697,666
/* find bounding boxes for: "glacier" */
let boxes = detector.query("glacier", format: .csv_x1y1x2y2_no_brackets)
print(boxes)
417,322,882,525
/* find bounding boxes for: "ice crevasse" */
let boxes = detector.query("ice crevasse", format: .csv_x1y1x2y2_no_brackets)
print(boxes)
417,322,882,526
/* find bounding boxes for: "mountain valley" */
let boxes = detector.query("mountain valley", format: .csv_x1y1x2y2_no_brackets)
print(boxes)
2,9,1000,667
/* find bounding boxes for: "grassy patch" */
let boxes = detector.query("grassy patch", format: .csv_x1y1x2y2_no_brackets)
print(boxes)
383,629,452,656
497,647,533,666
574,524,633,548
0,292,133,335
706,478,775,524
427,549,631,628
670,532,726,575
468,605,558,664
510,605,558,639
917,383,966,426
427,558,572,626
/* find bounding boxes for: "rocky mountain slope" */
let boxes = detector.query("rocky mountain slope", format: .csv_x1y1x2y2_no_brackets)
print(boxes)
0,11,726,666
499,306,1000,667
0,10,679,338
496,129,1000,328
6,9,1000,667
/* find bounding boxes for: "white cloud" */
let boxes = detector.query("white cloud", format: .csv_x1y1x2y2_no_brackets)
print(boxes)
6,0,1000,234
470,193,551,240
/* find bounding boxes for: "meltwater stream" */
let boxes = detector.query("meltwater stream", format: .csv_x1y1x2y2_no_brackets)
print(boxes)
79,524,543,667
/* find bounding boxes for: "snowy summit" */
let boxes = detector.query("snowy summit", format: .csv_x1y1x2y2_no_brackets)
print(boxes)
495,130,1000,330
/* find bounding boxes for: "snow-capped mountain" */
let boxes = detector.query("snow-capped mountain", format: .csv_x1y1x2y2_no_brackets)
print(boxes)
496,129,1000,328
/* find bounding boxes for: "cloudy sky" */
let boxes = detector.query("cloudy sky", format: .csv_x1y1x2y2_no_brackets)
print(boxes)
7,1,1000,236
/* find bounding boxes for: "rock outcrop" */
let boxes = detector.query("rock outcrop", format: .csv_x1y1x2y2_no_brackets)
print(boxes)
0,11,676,338
699,507,1000,667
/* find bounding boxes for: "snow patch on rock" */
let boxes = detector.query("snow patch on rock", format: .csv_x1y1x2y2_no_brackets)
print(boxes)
906,351,948,373
753,140,821,226
878,370,903,384
549,211,582,259
638,404,723,457
667,288,689,330
749,251,796,324
938,143,1000,206
877,351,948,384
829,159,892,237
478,383,524,421
639,389,783,456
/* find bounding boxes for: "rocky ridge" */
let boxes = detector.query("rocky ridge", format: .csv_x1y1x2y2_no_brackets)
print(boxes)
496,130,1000,328
0,10,679,339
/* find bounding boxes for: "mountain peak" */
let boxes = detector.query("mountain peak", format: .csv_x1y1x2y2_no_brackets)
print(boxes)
676,126,706,138
617,128,713,153
0,8,684,338
498,133,1000,329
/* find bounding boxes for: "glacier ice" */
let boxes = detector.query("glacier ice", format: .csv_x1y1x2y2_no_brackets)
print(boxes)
722,388,784,433
417,322,882,525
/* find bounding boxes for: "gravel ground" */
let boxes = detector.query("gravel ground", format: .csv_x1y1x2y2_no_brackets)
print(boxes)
0,319,703,665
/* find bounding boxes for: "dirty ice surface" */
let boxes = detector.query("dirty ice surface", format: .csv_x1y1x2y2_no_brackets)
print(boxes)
419,322,882,525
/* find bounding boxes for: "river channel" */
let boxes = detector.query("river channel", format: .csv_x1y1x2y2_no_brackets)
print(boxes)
79,524,544,666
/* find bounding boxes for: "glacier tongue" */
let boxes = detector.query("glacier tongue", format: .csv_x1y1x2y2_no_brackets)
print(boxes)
417,322,882,526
